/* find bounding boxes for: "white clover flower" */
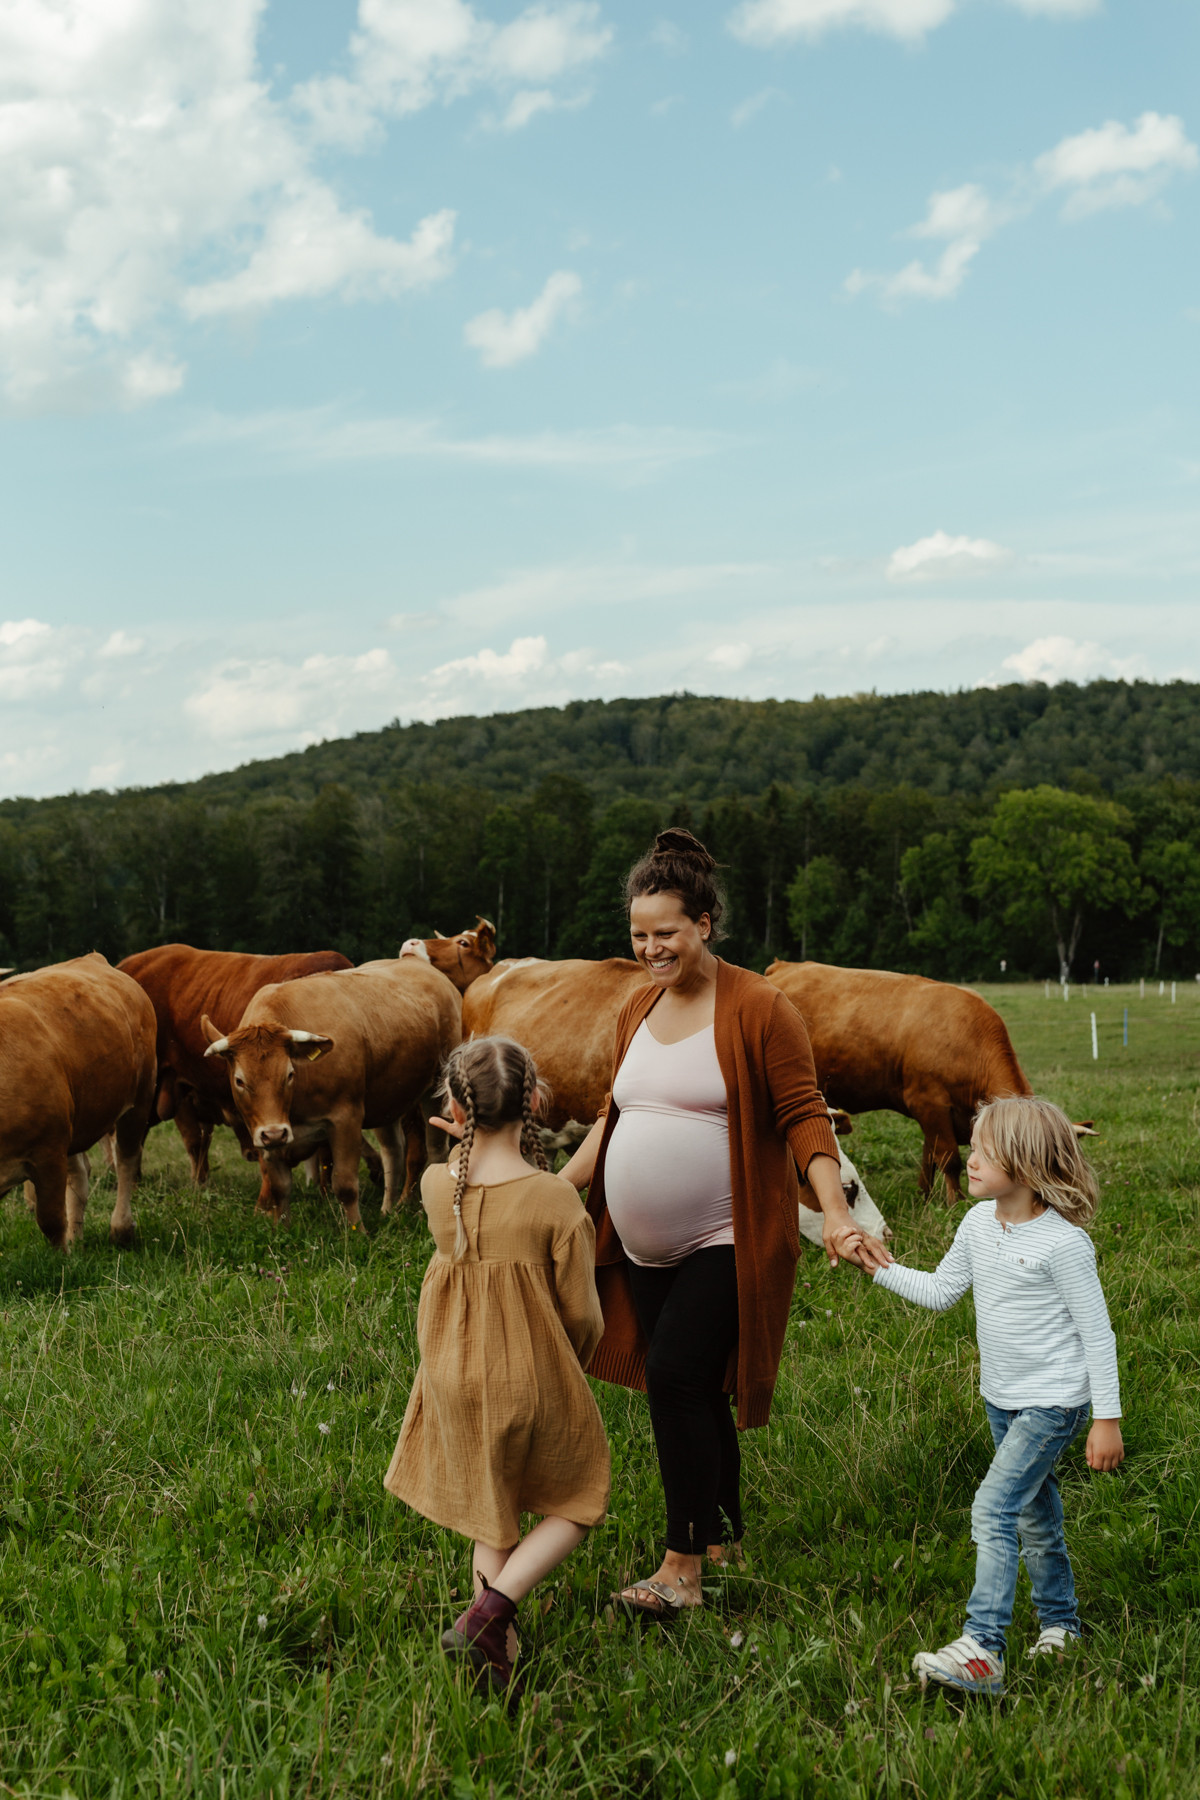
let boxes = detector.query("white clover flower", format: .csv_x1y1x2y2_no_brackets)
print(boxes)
724,1749,737,1768
318,1422,331,1436
729,1630,744,1649
257,1614,268,1630
381,1752,393,1769
327,1380,335,1392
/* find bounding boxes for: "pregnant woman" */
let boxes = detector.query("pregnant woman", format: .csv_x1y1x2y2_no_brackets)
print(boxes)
562,828,890,1618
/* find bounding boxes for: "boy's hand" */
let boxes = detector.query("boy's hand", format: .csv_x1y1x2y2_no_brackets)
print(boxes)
1086,1419,1124,1472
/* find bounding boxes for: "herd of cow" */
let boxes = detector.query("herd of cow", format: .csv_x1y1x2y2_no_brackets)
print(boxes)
0,918,1044,1252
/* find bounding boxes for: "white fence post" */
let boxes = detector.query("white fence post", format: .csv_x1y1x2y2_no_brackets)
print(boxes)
1091,1012,1098,1060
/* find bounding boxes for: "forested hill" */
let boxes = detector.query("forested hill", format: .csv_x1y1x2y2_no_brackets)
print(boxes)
4,679,1198,824
3,678,1200,985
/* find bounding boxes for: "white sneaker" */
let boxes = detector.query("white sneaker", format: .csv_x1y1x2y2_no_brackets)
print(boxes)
1027,1625,1082,1659
912,1632,1005,1697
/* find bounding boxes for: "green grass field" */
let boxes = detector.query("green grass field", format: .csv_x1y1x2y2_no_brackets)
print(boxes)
1,981,1198,1799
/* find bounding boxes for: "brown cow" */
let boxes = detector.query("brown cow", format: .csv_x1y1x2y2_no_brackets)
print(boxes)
0,953,156,1248
398,918,497,992
764,960,1034,1202
202,958,461,1227
118,944,353,1183
461,957,645,1129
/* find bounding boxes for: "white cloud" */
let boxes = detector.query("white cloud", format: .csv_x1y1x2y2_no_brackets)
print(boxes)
731,89,783,129
728,0,1099,40
888,530,1011,581
847,183,1001,302
1000,635,1147,684
729,0,953,43
1035,112,1198,217
439,558,769,624
848,113,1195,304
708,642,752,670
464,270,582,367
185,405,722,475
0,617,74,700
99,630,147,658
1009,0,1099,14
184,203,456,317
298,0,612,144
186,647,398,741
650,21,688,53
427,635,550,687
0,0,457,411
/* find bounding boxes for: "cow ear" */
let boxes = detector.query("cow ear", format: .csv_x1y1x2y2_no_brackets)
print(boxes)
285,1030,333,1062
475,918,497,958
201,1014,233,1059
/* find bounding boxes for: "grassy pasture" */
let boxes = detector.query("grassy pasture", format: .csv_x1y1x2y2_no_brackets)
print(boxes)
0,981,1198,1799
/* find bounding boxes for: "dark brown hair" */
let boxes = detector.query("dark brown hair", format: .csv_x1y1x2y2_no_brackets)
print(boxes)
624,827,726,942
438,1036,550,1259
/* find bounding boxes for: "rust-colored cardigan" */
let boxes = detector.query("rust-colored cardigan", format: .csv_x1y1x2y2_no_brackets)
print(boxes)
584,958,840,1429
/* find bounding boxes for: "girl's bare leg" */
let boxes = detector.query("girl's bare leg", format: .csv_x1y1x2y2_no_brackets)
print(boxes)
473,1519,588,1662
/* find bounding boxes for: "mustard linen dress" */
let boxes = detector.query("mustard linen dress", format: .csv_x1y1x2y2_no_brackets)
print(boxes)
384,1164,611,1546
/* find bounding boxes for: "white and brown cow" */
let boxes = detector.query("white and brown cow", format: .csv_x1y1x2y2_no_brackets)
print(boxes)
202,958,460,1227
398,918,497,994
0,953,156,1248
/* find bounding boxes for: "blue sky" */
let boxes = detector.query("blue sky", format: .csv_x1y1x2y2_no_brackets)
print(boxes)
1,0,1196,797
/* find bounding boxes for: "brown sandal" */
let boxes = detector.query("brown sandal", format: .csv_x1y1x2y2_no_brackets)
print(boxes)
613,1573,701,1622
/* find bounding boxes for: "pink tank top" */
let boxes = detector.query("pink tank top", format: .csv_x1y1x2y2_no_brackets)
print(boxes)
604,1019,734,1268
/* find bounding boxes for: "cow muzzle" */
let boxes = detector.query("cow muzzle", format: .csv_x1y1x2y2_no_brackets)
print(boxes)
255,1124,294,1149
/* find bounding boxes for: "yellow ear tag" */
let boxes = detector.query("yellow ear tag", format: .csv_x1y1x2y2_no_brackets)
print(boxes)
307,1046,323,1061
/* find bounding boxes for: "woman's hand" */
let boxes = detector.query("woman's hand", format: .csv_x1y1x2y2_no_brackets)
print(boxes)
1086,1419,1124,1472
561,1116,605,1192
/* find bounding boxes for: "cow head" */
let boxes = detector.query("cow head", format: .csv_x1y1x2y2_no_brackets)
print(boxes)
201,1014,333,1150
398,917,497,992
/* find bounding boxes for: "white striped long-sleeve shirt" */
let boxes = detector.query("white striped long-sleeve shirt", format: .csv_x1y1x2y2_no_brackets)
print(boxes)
873,1201,1121,1417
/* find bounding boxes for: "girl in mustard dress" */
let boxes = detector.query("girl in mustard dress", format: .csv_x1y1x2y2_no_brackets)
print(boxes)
384,1036,610,1696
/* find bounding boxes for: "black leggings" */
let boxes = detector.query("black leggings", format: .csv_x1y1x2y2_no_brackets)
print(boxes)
626,1246,742,1557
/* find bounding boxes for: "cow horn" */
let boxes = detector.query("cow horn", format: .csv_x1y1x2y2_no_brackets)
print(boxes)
434,930,448,940
203,1036,231,1058
288,1030,323,1044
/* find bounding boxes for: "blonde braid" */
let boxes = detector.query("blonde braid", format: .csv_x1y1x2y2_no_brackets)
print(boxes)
451,1084,477,1261
519,1054,550,1172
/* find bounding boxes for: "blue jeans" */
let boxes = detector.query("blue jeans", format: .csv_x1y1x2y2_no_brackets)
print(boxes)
964,1401,1091,1656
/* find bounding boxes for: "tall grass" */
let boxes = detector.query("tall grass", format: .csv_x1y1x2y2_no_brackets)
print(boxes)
0,983,1196,1797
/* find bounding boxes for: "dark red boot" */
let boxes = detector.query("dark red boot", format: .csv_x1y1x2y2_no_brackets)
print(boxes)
441,1578,521,1698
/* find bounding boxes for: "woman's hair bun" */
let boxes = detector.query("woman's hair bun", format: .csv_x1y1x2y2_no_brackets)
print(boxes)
652,828,715,871
625,826,726,940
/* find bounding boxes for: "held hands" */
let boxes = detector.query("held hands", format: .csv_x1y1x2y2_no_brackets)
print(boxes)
1086,1419,1125,1473
824,1216,893,1273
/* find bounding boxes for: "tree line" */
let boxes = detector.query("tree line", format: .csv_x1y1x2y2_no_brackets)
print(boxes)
3,760,1199,984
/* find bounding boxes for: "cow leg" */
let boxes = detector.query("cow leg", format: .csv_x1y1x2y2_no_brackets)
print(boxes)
328,1115,365,1230
387,1105,426,1212
374,1119,405,1217
257,1151,293,1226
27,1152,71,1251
918,1119,963,1205
360,1132,385,1190
65,1152,91,1244
174,1092,213,1186
109,1108,143,1246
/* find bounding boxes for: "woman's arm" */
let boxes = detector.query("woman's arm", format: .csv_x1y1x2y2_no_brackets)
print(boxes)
551,1215,606,1366
560,1115,605,1192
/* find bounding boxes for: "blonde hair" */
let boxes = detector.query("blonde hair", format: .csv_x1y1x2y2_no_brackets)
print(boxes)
972,1095,1098,1227
439,1036,550,1259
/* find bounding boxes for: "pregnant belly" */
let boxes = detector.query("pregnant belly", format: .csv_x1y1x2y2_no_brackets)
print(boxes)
604,1107,733,1267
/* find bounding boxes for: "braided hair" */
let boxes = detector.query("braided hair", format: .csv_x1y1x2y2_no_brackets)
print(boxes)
439,1036,551,1262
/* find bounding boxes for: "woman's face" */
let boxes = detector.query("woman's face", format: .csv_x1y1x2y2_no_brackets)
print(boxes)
629,892,713,989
